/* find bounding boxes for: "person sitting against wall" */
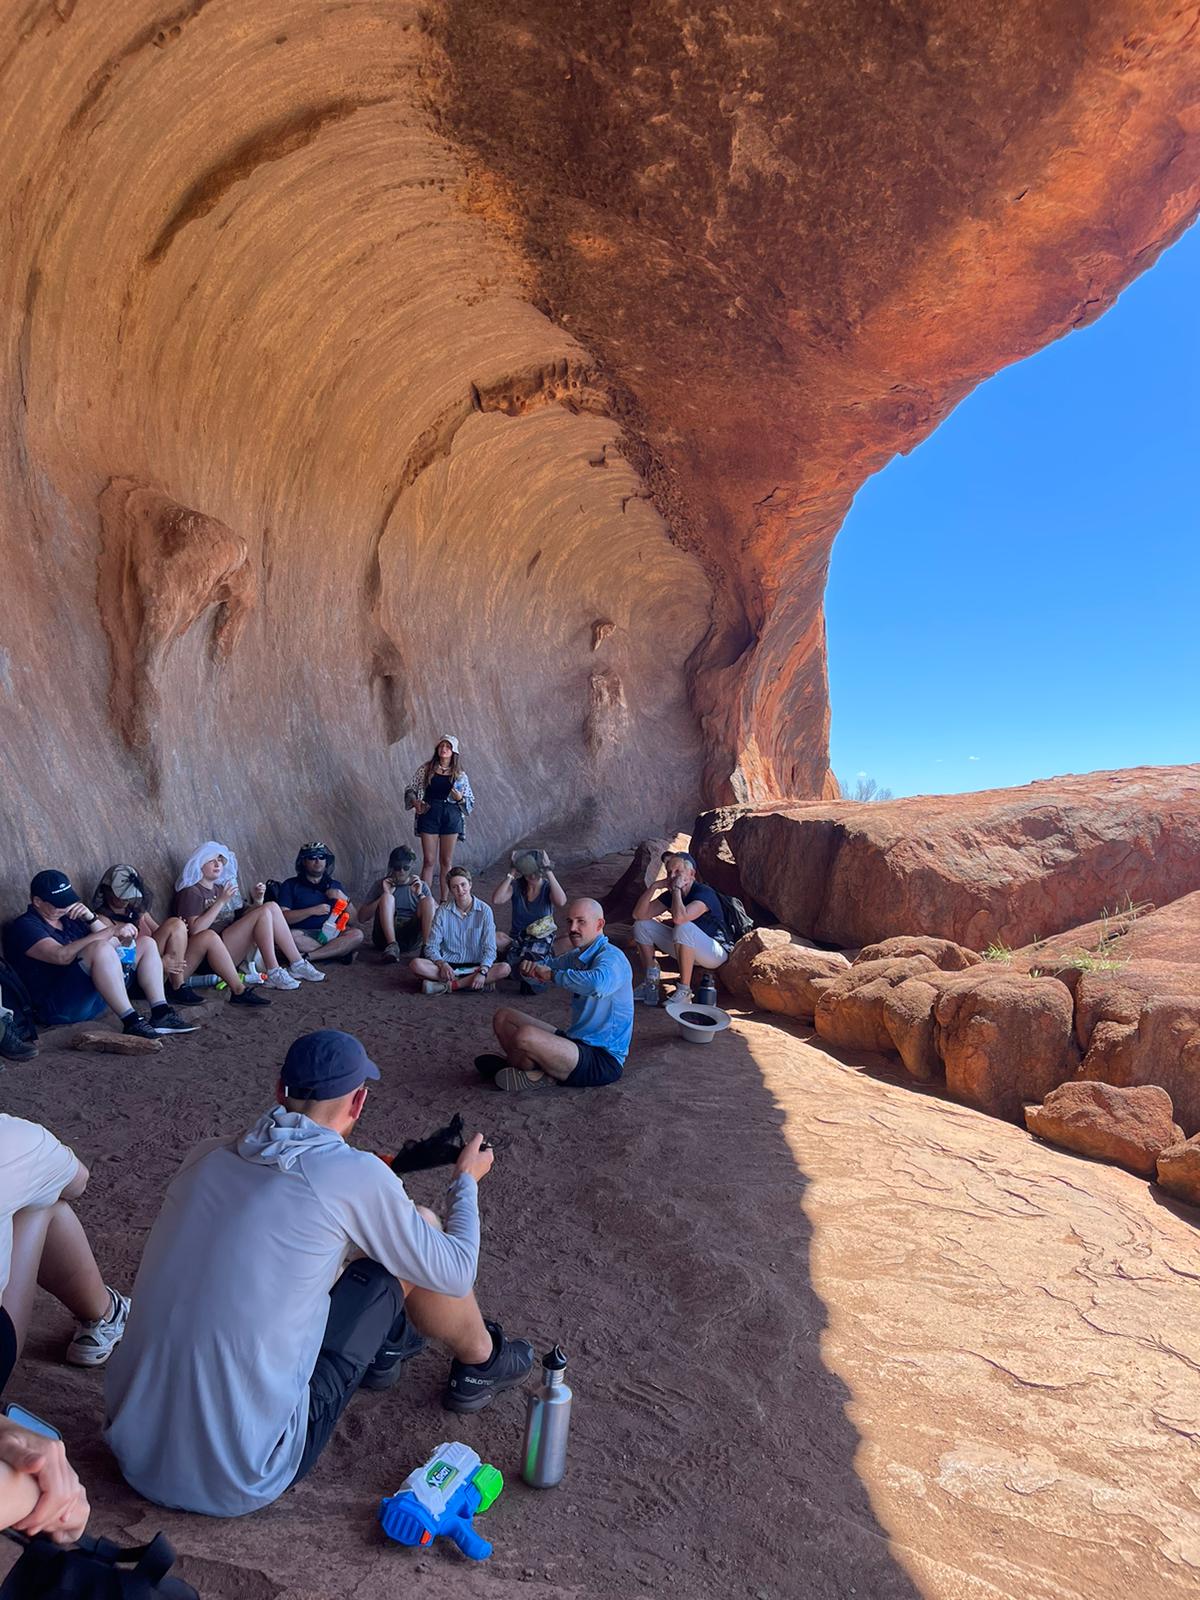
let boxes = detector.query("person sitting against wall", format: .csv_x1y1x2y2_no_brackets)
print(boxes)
409,867,509,995
274,843,365,965
491,849,567,990
173,842,324,993
1,1111,130,1393
404,736,475,898
93,861,269,1012
480,898,634,1093
357,846,434,962
2,870,195,1040
631,850,730,1003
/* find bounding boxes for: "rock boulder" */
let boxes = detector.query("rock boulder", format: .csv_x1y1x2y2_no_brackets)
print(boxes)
722,927,795,1002
813,956,939,1055
747,946,853,1023
1155,1136,1200,1208
1025,1082,1182,1177
935,972,1077,1122
857,936,982,972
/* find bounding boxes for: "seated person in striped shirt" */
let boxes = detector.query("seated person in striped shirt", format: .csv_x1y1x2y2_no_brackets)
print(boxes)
409,868,511,995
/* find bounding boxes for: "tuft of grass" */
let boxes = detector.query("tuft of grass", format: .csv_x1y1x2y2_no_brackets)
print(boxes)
983,940,1013,964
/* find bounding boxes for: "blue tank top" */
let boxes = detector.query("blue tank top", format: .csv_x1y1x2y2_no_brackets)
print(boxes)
512,880,553,937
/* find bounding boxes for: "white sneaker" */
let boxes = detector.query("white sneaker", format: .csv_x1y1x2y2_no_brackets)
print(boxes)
265,966,301,990
67,1286,130,1367
289,958,326,983
674,984,694,1004
421,979,450,995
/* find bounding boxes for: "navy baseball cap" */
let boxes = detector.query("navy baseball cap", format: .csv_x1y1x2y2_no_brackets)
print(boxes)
281,1030,380,1100
30,869,78,909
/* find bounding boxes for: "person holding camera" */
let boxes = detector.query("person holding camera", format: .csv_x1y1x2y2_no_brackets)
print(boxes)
404,736,475,898
358,846,435,962
104,1030,533,1516
631,850,730,1003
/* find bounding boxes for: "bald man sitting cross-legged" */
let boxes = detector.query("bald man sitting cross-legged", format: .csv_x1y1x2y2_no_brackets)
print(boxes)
478,899,634,1093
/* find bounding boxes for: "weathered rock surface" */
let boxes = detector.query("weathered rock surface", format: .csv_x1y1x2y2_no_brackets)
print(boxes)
1025,1081,1182,1177
746,943,852,1021
1015,891,1200,1134
814,956,939,1054
695,767,1200,949
857,936,982,972
935,972,1077,1121
721,926,794,1001
1156,1135,1200,1207
882,976,946,1082
2,7,1198,897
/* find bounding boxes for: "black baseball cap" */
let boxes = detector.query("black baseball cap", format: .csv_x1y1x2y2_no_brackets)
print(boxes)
281,1030,380,1101
30,869,78,909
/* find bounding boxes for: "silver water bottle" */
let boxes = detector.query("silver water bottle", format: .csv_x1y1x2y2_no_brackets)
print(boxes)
521,1345,572,1488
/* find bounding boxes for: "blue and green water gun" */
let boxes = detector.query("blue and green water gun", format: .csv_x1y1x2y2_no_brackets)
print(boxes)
379,1441,503,1561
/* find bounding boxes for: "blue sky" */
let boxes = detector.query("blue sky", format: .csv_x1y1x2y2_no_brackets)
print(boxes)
826,222,1200,799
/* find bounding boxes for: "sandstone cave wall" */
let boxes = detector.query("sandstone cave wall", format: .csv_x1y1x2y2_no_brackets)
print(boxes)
1,2,1197,903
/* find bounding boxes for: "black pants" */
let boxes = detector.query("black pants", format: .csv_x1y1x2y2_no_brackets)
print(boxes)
290,1259,408,1484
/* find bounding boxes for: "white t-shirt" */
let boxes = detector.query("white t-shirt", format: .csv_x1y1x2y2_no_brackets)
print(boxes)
0,1115,79,1302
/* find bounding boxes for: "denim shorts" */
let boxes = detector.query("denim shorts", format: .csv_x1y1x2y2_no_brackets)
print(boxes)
416,799,465,838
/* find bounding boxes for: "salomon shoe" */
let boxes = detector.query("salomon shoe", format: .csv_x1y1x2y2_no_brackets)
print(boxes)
442,1322,534,1415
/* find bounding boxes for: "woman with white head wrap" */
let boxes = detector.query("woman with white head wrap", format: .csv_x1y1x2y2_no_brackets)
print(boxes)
172,842,326,993
403,735,476,900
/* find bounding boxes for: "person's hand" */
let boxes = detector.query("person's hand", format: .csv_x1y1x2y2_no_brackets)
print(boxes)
455,1133,494,1184
0,1422,90,1544
65,901,93,924
382,875,396,892
469,970,486,991
217,881,237,904
522,961,552,984
414,800,429,815
251,882,266,905
114,922,138,942
541,855,555,872
166,956,186,982
437,961,455,984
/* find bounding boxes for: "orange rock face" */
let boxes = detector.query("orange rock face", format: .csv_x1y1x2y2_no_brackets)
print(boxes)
1025,1082,1183,1178
695,766,1200,949
1,7,1197,891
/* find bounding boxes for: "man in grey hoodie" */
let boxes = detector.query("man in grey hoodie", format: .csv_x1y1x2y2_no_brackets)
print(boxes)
103,1029,532,1516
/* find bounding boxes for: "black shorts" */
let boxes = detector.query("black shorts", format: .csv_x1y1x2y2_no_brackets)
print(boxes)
0,1306,17,1396
556,1030,624,1088
290,1259,408,1486
415,799,465,839
372,911,422,953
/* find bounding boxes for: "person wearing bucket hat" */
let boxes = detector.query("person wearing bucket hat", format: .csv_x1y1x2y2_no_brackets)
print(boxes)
357,845,434,961
492,848,568,989
275,843,366,965
403,736,475,900
104,1029,534,1517
2,870,195,1039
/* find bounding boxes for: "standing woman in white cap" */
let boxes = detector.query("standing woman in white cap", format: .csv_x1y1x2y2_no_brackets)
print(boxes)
405,736,475,899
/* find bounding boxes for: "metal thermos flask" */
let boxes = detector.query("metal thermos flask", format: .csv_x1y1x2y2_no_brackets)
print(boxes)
521,1345,572,1488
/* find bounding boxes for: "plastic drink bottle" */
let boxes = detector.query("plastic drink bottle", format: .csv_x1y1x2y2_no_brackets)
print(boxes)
521,1346,572,1488
643,966,661,1006
117,935,137,975
185,974,223,990
696,971,718,1008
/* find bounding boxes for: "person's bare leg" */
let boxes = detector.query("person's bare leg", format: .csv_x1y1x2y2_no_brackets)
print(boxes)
495,931,511,954
375,890,397,945
154,918,189,986
133,935,167,1005
437,835,457,900
404,1286,493,1365
179,929,245,992
222,909,277,971
484,962,511,984
77,941,134,1017
410,956,444,981
492,1005,554,1056
306,926,364,962
676,944,696,991
420,835,437,889
264,903,303,965
417,893,435,945
6,1204,108,1352
508,1025,579,1081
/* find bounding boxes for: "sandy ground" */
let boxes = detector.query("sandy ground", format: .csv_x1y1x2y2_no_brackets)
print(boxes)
2,861,1198,1599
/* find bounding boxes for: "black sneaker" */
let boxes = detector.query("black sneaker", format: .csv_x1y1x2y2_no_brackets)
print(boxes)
360,1316,427,1392
230,986,271,1007
474,1053,508,1082
442,1321,534,1415
150,1007,200,1036
121,1013,159,1041
165,983,205,1007
0,1019,37,1062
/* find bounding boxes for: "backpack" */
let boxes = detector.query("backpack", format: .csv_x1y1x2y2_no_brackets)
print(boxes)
0,958,38,1044
714,890,755,945
0,1531,198,1599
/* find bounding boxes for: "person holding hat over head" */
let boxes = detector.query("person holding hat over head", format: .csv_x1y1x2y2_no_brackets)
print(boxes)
404,736,474,899
357,845,434,961
103,1029,533,1516
492,848,567,992
2,871,195,1039
274,843,365,964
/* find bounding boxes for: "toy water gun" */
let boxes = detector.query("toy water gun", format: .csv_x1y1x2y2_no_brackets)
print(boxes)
379,1441,503,1560
315,897,350,944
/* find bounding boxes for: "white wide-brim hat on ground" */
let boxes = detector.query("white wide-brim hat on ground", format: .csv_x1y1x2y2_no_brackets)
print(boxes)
664,998,731,1045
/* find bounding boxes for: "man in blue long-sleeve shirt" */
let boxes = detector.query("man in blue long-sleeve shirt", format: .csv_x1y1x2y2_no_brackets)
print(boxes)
482,900,634,1093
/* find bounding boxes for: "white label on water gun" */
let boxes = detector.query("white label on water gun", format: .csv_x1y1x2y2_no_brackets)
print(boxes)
399,1441,481,1517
